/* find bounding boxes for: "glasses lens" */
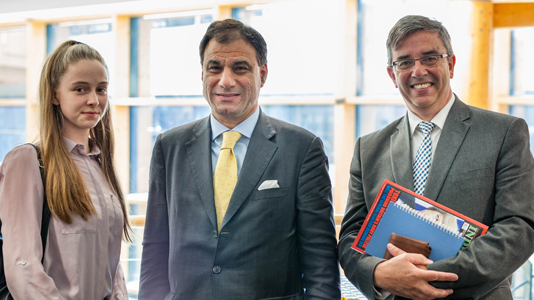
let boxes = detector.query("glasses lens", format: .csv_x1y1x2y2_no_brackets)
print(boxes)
397,60,414,70
421,56,439,66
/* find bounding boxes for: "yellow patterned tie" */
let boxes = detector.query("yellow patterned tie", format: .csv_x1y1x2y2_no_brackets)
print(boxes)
213,131,242,232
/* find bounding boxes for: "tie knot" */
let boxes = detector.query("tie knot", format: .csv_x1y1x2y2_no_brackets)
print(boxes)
221,131,242,149
418,121,436,135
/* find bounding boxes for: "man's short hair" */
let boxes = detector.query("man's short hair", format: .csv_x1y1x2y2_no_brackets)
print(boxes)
199,19,267,66
386,15,454,66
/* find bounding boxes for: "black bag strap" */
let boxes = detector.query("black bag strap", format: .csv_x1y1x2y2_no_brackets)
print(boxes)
30,144,51,264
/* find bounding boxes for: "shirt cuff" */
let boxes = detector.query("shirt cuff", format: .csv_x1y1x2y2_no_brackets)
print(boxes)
373,286,394,300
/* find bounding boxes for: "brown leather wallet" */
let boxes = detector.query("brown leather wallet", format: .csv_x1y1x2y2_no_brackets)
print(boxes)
383,233,432,259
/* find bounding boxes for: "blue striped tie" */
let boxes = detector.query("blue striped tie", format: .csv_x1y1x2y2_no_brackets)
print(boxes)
413,121,436,195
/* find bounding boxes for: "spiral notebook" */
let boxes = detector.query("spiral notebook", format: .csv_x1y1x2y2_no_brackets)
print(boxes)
364,201,465,261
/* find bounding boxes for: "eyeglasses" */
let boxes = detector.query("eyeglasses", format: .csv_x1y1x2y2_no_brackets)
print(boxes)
391,54,449,70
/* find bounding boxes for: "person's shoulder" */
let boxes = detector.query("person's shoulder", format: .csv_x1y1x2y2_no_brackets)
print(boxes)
159,117,209,141
360,116,405,142
1,143,39,171
450,96,515,124
468,105,516,121
466,104,522,128
4,143,38,161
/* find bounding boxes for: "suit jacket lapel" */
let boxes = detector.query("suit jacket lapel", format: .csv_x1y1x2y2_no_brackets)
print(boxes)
222,111,278,229
185,117,217,228
424,96,471,201
391,115,415,190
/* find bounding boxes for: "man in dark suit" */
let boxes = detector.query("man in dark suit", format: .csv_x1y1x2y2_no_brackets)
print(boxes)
338,15,534,300
139,19,340,300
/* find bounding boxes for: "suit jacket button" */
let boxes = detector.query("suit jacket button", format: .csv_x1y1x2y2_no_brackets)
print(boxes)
213,230,218,238
213,266,221,274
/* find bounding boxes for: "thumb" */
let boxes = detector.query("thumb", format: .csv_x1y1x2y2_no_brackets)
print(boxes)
386,243,406,256
387,243,433,265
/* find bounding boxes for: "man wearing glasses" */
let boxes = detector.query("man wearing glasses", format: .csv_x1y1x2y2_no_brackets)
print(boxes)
338,15,534,300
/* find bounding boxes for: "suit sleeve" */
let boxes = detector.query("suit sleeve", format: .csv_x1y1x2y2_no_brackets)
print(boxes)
297,137,341,300
427,118,534,299
139,135,171,300
337,137,387,300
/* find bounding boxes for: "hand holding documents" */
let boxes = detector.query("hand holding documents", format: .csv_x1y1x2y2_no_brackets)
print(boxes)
352,180,488,261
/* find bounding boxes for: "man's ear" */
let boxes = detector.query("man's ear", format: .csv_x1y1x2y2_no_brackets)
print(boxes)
448,54,456,79
387,66,398,88
260,64,268,87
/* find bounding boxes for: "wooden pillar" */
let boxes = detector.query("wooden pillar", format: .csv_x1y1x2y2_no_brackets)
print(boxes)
112,15,131,195
333,0,357,218
466,1,493,109
112,14,133,278
333,103,355,215
25,20,46,142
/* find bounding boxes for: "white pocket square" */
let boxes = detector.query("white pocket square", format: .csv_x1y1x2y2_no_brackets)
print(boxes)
258,180,280,191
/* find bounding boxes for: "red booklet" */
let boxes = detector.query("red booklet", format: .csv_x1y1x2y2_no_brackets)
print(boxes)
352,180,488,256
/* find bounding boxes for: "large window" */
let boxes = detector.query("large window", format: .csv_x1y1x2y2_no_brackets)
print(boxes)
0,26,26,99
510,27,534,96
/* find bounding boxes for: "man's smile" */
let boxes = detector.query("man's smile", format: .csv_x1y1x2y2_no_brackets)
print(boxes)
412,82,433,89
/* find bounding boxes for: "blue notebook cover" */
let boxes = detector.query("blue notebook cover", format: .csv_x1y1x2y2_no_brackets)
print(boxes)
365,202,465,261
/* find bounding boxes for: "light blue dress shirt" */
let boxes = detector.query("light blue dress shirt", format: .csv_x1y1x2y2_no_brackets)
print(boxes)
210,108,260,176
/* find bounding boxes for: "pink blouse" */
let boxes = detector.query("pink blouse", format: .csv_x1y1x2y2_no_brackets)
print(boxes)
0,138,127,300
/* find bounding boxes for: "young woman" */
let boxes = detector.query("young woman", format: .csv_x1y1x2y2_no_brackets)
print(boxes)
0,40,131,299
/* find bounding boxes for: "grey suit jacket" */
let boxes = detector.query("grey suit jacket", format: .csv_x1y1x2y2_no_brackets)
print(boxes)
338,96,534,300
139,111,340,300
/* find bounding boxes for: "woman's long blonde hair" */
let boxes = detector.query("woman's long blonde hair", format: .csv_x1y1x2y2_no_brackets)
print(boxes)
39,40,131,242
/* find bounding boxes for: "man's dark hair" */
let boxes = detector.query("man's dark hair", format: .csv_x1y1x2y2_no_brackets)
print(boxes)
386,15,453,66
199,19,267,66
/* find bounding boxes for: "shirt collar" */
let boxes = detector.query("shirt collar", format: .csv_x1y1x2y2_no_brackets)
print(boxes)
62,136,101,157
210,107,260,141
408,93,455,137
